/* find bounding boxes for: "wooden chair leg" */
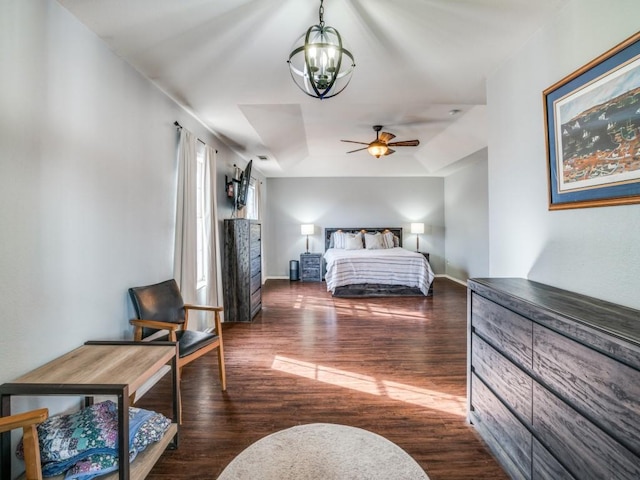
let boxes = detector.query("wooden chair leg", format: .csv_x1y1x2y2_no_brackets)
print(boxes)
217,344,226,391
23,422,43,480
178,365,183,425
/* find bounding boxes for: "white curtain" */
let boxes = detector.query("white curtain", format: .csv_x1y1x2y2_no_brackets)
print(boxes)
203,144,224,311
173,128,198,304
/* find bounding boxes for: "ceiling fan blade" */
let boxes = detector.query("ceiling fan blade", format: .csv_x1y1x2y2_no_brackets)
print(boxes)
384,148,396,156
346,147,369,154
341,140,370,145
387,140,420,147
379,132,396,143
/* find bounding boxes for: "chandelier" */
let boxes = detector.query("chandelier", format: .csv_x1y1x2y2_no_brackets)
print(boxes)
287,0,355,100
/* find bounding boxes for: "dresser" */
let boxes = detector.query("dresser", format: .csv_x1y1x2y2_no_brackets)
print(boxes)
300,253,322,282
467,278,640,480
223,219,261,322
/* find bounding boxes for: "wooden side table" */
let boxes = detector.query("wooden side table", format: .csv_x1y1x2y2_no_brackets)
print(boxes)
1,341,180,480
300,253,322,282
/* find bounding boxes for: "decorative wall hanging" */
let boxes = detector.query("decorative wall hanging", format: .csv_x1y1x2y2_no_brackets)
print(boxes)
544,31,640,209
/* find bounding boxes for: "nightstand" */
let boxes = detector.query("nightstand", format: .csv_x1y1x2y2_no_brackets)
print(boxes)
420,252,430,263
300,253,322,282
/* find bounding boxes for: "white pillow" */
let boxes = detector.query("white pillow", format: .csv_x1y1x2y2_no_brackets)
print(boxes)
332,231,346,249
381,231,395,249
365,232,385,249
344,233,364,250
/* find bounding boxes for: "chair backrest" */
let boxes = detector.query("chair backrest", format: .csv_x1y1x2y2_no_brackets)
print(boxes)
129,280,186,337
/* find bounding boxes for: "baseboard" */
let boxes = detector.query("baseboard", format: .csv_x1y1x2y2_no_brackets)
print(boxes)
265,274,469,286
439,274,468,286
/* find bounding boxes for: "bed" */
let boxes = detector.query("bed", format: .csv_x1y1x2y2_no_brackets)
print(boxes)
323,227,434,296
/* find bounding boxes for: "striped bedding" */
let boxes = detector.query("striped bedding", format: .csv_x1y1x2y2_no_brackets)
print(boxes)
324,247,434,295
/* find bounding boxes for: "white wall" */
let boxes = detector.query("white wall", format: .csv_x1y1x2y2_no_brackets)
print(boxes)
444,149,489,282
487,0,640,309
0,0,234,393
264,177,445,277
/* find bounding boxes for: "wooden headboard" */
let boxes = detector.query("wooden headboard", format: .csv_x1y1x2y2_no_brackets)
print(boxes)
324,227,403,251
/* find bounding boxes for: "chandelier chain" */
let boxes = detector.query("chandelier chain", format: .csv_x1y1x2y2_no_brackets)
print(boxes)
318,0,324,27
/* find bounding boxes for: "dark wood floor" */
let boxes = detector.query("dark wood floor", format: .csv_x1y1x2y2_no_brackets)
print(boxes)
139,278,508,480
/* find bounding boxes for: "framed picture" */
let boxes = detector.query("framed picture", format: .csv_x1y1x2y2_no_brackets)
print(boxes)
544,31,640,209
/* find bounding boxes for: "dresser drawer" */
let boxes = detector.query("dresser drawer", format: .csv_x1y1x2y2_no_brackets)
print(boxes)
250,240,261,259
250,288,261,315
250,223,261,239
300,255,321,268
533,383,640,480
302,267,320,277
471,293,533,373
533,323,640,452
472,334,532,425
250,255,261,275
250,271,261,294
532,438,575,480
470,374,532,480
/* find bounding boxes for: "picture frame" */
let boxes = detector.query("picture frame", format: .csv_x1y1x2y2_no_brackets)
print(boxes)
543,31,640,210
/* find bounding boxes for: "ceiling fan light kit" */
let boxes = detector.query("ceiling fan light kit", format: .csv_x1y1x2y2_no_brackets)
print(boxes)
288,0,355,100
367,140,388,158
342,125,420,158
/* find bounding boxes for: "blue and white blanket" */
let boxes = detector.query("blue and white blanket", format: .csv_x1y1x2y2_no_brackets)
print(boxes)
17,400,171,479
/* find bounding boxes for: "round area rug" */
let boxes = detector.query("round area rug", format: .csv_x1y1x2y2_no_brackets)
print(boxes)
217,423,430,480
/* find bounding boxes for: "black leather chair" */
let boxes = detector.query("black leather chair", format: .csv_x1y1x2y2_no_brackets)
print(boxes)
128,279,226,402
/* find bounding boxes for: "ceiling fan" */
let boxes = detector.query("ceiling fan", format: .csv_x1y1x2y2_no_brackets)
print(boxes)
341,125,420,158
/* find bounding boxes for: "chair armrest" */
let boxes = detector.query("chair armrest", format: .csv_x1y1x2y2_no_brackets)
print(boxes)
0,408,49,479
184,304,224,312
130,319,181,342
184,305,224,334
0,408,49,433
129,319,181,331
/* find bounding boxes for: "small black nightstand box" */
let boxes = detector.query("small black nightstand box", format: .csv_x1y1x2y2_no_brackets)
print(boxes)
300,253,322,282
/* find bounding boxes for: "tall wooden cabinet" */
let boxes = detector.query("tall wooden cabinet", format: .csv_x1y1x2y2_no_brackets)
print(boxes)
467,278,640,480
223,219,261,322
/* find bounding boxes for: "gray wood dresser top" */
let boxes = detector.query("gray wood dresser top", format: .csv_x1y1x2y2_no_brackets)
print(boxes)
468,277,640,365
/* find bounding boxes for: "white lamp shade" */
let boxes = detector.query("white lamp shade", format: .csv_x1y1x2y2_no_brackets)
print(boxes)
301,224,315,235
410,223,425,234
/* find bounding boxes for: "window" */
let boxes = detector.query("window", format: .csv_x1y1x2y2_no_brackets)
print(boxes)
245,180,258,220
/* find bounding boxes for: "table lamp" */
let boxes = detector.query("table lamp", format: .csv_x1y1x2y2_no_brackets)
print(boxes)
410,223,424,252
301,224,314,253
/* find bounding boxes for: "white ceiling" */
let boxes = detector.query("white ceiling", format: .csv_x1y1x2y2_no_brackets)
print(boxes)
57,0,568,177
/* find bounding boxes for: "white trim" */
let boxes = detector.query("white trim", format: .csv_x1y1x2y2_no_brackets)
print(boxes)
439,274,468,286
265,273,468,285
